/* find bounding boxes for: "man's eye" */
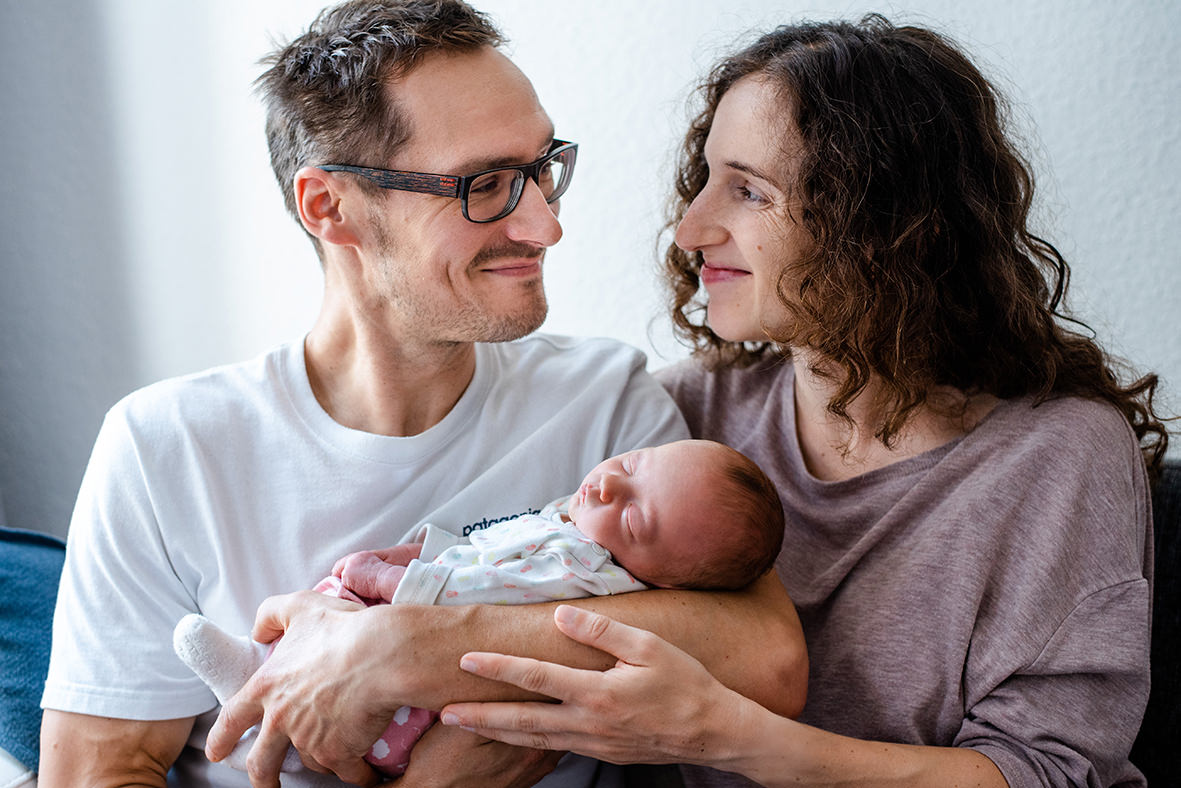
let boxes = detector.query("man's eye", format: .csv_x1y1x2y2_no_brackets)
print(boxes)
470,173,506,195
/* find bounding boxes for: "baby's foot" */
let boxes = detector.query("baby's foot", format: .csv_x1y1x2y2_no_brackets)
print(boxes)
172,614,304,773
172,613,267,704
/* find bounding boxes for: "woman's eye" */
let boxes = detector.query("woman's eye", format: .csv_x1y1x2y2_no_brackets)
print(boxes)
736,183,766,203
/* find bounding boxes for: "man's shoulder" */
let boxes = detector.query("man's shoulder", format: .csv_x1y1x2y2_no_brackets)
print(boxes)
479,333,653,393
490,333,648,369
108,342,297,436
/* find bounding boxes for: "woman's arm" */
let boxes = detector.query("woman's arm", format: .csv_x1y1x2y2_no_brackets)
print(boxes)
442,607,1007,788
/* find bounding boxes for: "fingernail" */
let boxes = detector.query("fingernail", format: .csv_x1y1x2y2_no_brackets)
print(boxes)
441,712,460,726
459,657,477,672
554,604,579,624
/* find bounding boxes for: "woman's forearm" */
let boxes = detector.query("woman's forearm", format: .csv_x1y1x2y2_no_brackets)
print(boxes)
716,699,1008,788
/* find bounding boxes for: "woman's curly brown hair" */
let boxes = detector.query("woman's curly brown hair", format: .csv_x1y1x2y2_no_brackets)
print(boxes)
663,15,1170,475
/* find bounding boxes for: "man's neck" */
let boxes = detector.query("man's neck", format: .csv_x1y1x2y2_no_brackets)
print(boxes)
303,304,478,438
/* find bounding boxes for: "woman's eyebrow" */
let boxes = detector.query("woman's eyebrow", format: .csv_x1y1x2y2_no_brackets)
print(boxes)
725,159,776,183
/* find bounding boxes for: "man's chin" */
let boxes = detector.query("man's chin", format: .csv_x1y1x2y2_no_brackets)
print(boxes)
477,302,548,343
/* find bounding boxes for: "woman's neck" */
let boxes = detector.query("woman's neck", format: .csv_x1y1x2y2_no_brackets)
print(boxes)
790,352,997,482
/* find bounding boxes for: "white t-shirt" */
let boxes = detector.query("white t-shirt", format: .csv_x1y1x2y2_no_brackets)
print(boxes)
44,334,688,787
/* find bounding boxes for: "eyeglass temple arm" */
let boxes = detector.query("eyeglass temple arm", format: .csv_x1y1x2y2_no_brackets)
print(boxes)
319,165,460,197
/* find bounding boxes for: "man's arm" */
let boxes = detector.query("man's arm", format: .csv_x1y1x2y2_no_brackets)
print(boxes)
291,571,806,717
207,568,805,779
387,570,806,718
39,710,192,788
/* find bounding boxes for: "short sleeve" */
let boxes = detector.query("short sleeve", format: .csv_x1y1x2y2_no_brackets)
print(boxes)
42,408,215,719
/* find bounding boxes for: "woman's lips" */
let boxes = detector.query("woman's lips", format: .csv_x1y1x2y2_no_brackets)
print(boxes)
700,264,750,285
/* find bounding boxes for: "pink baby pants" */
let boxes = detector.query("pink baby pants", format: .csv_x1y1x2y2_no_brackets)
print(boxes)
313,575,438,776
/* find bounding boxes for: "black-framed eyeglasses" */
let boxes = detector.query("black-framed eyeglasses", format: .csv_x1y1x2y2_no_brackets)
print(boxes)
320,139,578,224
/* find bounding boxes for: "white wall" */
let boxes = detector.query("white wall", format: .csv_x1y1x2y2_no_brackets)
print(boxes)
2,0,1178,537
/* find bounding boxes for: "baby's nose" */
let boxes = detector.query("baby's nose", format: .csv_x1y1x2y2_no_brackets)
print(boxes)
597,473,621,501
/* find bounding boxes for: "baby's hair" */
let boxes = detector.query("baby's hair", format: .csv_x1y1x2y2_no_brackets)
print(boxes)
666,444,785,591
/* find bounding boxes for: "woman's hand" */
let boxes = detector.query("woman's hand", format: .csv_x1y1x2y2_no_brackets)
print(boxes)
438,605,752,766
205,590,391,787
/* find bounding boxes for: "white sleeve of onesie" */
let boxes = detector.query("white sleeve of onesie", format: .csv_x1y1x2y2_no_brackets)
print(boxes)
391,523,645,606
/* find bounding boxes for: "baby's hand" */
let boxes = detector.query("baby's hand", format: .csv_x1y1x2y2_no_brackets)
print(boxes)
332,543,423,577
332,544,424,603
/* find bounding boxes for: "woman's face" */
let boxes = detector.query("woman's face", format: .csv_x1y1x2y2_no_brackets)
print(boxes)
674,75,808,343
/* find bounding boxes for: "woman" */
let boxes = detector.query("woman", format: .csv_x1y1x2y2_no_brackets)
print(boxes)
439,16,1167,787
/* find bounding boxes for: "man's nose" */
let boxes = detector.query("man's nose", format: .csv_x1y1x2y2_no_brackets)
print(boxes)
503,179,563,248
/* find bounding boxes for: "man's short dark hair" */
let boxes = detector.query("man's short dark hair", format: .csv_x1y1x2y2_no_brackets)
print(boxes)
256,0,503,244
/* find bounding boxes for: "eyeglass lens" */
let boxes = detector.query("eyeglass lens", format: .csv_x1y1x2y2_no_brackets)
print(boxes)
466,146,574,222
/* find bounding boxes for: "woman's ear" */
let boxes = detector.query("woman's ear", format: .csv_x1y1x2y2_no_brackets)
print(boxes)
294,166,361,249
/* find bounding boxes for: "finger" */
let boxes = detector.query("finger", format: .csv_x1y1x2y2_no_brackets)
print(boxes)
551,605,662,666
244,720,293,788
318,757,382,787
251,589,358,643
458,651,591,701
297,748,330,774
437,703,566,751
250,591,302,644
372,542,422,565
206,695,264,762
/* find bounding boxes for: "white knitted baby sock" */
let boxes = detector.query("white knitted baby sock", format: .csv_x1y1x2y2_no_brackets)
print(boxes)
172,613,304,772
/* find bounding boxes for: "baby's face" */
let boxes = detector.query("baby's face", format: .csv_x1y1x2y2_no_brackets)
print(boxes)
567,440,728,586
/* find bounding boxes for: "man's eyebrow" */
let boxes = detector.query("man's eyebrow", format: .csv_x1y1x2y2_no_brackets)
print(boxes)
450,130,557,175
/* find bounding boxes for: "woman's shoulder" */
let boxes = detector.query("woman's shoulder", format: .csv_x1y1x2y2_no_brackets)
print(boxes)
957,394,1150,547
655,355,793,412
975,394,1141,468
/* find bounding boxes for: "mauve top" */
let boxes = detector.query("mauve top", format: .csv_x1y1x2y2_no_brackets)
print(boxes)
658,357,1150,788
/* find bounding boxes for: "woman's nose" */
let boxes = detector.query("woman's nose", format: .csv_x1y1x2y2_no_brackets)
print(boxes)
674,189,725,252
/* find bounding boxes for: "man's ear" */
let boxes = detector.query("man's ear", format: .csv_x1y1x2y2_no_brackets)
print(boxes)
294,166,362,248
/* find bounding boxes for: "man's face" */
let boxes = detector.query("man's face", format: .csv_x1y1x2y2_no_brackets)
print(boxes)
352,46,563,345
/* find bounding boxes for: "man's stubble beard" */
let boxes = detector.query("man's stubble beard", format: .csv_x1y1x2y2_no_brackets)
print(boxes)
373,222,549,345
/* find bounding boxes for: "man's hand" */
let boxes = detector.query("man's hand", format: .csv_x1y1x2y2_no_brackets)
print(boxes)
439,605,749,766
389,722,563,788
206,591,390,787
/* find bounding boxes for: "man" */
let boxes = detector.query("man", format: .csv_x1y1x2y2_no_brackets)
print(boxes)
40,2,806,786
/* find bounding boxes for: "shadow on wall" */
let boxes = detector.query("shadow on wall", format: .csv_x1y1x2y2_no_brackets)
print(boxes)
0,0,139,538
